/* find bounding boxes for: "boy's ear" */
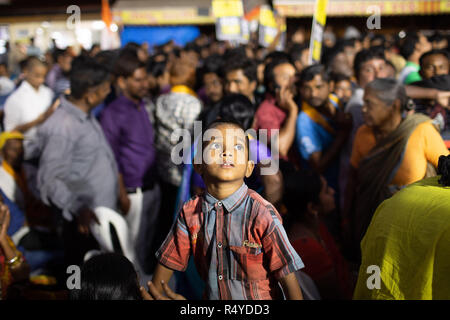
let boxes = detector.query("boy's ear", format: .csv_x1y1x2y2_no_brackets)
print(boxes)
245,160,255,178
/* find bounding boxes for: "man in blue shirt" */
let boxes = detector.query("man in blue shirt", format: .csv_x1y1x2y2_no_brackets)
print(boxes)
296,65,352,236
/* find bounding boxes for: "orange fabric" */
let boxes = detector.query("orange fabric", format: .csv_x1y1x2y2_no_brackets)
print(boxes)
351,121,449,186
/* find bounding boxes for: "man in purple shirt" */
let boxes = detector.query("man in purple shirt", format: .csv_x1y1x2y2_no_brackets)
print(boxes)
100,51,161,274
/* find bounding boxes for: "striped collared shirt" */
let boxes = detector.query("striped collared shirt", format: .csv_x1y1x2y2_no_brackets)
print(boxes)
156,183,304,300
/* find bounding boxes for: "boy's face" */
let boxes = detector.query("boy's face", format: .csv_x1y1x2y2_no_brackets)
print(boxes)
420,54,449,80
195,124,254,184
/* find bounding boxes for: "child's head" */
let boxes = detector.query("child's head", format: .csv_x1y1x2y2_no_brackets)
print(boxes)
283,169,335,225
70,253,142,300
330,72,353,105
23,56,48,90
194,120,254,186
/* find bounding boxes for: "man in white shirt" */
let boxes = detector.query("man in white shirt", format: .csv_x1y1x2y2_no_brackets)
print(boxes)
3,56,56,158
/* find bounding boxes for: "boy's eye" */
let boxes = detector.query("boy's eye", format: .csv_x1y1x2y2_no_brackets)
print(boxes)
211,142,222,150
234,144,244,151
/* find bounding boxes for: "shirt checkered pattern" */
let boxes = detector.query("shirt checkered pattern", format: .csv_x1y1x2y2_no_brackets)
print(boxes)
156,183,304,300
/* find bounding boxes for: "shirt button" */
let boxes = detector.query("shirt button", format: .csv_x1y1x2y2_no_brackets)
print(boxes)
217,201,222,207
217,242,222,248
218,275,223,280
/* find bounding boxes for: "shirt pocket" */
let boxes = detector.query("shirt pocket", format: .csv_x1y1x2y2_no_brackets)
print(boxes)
228,245,266,281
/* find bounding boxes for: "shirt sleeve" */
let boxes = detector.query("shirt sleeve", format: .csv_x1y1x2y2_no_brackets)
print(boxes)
296,113,323,160
422,122,450,167
155,207,192,272
261,205,304,280
37,133,85,218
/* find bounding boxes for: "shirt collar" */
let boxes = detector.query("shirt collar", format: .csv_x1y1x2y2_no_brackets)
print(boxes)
204,183,248,213
60,95,90,121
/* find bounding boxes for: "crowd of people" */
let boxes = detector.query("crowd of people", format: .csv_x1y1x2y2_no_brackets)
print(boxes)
0,25,449,300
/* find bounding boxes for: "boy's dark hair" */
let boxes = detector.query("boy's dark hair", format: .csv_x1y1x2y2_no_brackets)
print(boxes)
400,32,420,60
70,55,110,99
353,47,385,81
215,94,254,130
70,253,142,300
113,50,146,78
222,57,257,83
419,49,450,68
264,57,294,96
299,64,331,86
283,169,322,229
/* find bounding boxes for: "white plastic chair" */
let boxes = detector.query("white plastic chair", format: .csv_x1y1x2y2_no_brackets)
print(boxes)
89,206,137,266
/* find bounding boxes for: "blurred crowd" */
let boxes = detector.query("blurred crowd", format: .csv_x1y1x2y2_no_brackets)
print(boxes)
0,24,449,300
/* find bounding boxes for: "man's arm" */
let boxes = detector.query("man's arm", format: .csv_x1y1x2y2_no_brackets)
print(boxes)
276,86,298,158
405,86,450,108
279,272,303,300
308,111,352,173
11,99,59,133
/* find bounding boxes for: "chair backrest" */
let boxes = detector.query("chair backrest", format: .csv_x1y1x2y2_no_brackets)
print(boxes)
90,206,137,265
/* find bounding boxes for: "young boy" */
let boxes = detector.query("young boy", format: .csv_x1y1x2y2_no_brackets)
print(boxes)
144,120,304,300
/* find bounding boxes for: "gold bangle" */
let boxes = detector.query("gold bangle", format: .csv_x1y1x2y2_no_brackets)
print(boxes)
7,253,23,269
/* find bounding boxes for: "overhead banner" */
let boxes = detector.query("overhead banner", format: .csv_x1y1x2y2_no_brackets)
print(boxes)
212,0,244,41
258,5,286,51
276,0,450,17
308,0,328,65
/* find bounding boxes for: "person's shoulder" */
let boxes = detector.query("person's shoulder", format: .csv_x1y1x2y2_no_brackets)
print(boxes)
181,193,204,215
246,189,279,218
